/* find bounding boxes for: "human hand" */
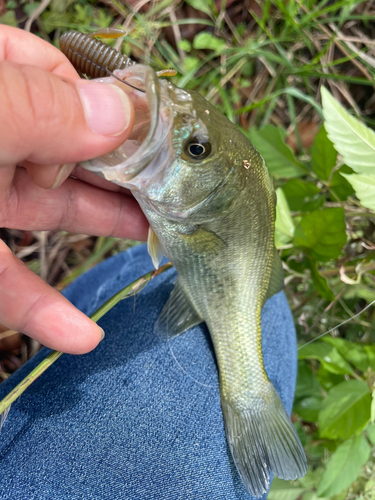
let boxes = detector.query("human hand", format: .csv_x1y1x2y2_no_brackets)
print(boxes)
0,26,149,354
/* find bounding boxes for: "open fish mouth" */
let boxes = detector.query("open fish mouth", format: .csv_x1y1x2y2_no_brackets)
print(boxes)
81,65,174,186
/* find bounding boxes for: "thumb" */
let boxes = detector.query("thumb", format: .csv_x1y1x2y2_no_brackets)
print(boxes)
0,61,135,167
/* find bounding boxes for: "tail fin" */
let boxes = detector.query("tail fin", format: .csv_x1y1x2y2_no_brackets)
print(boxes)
221,385,307,498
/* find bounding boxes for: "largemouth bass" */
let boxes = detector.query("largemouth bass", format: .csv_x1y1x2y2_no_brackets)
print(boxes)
80,64,307,497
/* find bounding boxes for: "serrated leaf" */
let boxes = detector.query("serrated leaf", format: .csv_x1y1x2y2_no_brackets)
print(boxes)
248,125,306,178
283,179,320,211
275,187,295,247
322,87,375,174
341,173,375,212
311,126,337,181
293,208,347,261
268,477,307,500
307,261,335,301
317,434,370,497
318,379,371,439
192,32,226,52
298,342,353,375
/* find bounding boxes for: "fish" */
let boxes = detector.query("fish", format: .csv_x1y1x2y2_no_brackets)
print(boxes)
69,53,307,496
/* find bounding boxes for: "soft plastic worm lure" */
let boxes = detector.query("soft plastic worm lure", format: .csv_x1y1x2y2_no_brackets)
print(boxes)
59,28,135,79
59,28,176,89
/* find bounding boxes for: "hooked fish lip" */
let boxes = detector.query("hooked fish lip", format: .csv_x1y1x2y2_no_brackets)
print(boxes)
146,167,235,222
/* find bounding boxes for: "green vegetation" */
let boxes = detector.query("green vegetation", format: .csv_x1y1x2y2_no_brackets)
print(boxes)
1,0,375,497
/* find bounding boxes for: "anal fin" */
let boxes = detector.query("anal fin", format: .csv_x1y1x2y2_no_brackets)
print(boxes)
158,279,203,338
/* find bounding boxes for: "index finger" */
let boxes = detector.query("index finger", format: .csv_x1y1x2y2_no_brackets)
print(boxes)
0,25,79,79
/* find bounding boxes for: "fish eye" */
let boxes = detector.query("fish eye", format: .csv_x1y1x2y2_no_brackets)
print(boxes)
184,138,212,160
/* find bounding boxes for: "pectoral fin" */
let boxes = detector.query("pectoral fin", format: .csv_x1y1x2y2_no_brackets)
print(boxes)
265,249,284,301
147,227,164,269
179,226,226,256
158,279,203,338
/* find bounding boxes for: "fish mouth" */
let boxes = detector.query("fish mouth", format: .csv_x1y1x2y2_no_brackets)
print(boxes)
81,65,174,185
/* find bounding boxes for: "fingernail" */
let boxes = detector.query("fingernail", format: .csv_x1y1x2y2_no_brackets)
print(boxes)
77,82,133,137
51,162,75,190
99,327,105,342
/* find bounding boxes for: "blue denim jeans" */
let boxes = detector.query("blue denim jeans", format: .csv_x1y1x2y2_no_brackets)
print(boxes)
0,245,297,500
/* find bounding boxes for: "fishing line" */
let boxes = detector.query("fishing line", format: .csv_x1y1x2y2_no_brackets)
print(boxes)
297,298,375,352
164,296,214,389
167,341,214,389
266,298,375,372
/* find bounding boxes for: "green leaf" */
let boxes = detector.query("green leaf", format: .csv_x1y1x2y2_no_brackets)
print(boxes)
341,173,375,212
365,422,375,444
295,361,322,399
298,342,353,375
344,283,375,303
275,187,295,247
178,39,191,52
322,87,375,175
283,179,320,211
185,0,214,17
0,11,17,26
24,2,41,16
247,125,306,179
301,494,330,500
318,379,371,439
192,32,226,52
365,478,375,497
317,434,370,497
330,167,355,201
183,56,200,72
317,366,345,391
364,346,375,371
294,396,323,422
293,208,347,261
311,126,337,181
300,195,325,213
307,261,335,301
268,477,307,500
322,337,369,372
